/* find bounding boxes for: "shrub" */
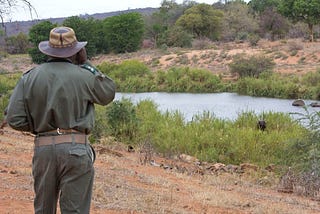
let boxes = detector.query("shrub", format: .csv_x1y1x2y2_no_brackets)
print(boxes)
0,73,21,120
110,60,151,81
248,34,260,46
89,105,110,143
192,38,213,50
105,98,138,142
229,54,275,78
165,26,193,48
279,108,320,198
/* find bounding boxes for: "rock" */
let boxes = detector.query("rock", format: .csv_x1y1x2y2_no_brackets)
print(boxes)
240,163,258,171
310,102,320,107
265,164,276,172
292,99,305,106
206,163,226,172
226,164,242,173
178,154,199,163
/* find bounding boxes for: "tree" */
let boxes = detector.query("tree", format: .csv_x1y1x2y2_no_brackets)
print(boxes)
259,8,289,41
248,0,279,15
278,0,320,42
28,21,57,64
144,0,194,47
0,0,37,35
176,3,223,40
103,12,144,53
5,32,30,54
63,16,103,58
221,1,258,42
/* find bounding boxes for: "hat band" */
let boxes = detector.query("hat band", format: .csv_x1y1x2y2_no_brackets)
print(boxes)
49,41,77,48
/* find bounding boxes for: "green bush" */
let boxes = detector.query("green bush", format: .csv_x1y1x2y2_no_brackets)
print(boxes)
105,98,138,142
89,105,110,143
229,54,275,78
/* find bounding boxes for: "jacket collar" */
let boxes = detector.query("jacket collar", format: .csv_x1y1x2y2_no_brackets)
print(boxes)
47,57,72,63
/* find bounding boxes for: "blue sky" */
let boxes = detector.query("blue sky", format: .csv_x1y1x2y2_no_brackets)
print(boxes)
8,0,227,22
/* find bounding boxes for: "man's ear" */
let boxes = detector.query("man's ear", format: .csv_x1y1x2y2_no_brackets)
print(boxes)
76,48,87,65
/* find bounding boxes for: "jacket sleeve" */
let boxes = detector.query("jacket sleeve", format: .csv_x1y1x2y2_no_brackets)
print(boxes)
92,74,116,106
82,62,116,106
6,77,30,132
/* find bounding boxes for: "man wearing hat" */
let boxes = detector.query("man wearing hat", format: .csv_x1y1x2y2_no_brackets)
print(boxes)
6,26,116,213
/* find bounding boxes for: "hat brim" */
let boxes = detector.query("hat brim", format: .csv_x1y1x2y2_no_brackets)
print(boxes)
38,41,87,58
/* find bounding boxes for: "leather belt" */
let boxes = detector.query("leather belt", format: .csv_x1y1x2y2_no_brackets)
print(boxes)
35,134,88,147
37,128,82,137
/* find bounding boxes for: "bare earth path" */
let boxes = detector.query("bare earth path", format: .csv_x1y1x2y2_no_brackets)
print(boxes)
1,127,320,214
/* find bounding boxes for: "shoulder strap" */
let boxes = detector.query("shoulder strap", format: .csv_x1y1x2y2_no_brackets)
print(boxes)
81,64,98,75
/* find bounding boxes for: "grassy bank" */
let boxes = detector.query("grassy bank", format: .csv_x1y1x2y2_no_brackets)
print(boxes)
98,60,320,100
95,98,311,168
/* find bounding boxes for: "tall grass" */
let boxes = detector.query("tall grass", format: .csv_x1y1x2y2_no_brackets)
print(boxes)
99,98,308,168
235,72,319,99
98,60,320,100
0,73,21,120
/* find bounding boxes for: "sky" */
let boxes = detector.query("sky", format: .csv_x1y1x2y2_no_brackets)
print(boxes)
7,0,224,22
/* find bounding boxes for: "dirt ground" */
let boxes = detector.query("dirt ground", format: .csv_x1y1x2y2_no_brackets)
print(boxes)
1,127,320,214
91,38,320,77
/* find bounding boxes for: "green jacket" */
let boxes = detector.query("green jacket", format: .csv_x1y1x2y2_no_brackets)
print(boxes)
6,59,115,134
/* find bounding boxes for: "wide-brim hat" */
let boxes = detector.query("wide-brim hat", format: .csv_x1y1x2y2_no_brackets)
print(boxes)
38,26,87,58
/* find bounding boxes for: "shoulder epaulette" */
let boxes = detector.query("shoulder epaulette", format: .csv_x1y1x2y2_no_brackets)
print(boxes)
23,68,35,76
81,64,97,75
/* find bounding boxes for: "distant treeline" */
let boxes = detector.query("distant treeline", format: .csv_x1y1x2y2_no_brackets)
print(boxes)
2,0,320,61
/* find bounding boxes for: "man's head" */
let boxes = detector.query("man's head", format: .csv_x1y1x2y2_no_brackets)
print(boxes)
38,27,87,58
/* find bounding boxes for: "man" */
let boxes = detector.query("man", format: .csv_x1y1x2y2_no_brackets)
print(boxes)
6,26,116,213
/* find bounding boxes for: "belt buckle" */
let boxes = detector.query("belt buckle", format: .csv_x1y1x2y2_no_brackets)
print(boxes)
57,128,62,135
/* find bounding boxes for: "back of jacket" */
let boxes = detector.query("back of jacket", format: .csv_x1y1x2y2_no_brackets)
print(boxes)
6,60,116,134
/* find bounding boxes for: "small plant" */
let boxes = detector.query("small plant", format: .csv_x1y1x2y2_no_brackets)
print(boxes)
177,54,189,65
287,41,303,52
192,38,212,50
290,50,298,56
298,56,306,64
248,34,260,46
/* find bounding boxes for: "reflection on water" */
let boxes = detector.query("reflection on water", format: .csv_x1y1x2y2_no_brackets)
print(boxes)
115,92,319,121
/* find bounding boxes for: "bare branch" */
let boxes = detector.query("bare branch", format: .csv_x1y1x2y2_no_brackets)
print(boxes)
0,0,38,35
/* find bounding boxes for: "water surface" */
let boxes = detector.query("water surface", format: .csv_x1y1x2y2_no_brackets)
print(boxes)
115,92,319,121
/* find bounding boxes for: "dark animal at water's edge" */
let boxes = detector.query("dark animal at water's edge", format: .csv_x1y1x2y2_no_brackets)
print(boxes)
257,120,266,131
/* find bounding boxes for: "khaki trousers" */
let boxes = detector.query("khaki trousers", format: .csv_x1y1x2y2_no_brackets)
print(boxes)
32,142,95,214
